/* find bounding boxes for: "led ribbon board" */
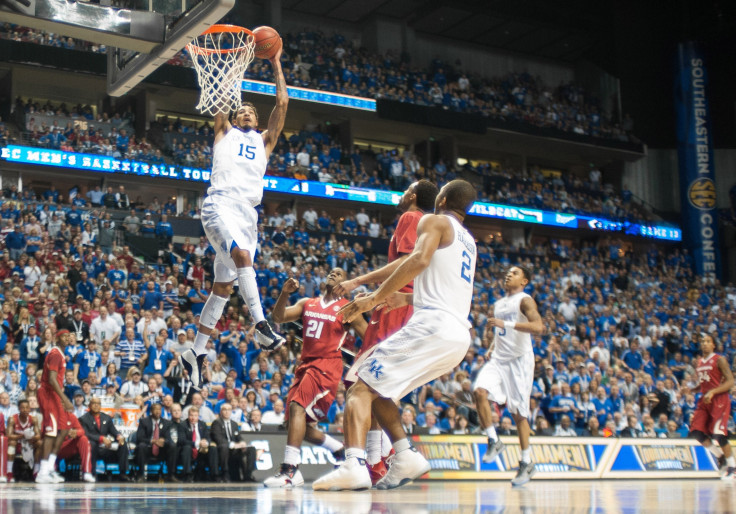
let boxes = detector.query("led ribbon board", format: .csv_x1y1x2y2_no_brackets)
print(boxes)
1,145,681,241
241,79,376,111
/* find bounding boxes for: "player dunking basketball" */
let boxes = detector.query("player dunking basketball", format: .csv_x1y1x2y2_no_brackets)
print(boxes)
36,329,74,483
335,179,438,483
473,265,544,486
180,39,288,388
263,268,367,488
689,332,735,480
314,179,477,491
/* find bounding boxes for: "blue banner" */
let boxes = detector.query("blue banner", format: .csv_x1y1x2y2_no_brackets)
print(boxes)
675,42,720,277
0,145,681,241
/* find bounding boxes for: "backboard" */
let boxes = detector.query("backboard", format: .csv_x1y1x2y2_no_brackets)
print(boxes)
0,0,234,96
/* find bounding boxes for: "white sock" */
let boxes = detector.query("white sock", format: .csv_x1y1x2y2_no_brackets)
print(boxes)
366,430,382,465
381,430,392,458
708,445,724,458
193,332,210,356
392,438,411,454
237,267,265,324
521,448,531,463
485,425,498,441
284,445,301,466
320,434,343,453
48,454,57,469
345,447,367,462
39,460,49,474
727,455,736,467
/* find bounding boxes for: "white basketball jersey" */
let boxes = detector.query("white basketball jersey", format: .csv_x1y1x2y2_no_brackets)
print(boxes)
414,215,476,327
491,291,533,361
210,127,267,204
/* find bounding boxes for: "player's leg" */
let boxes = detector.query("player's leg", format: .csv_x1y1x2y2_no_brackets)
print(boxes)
304,424,344,461
0,435,7,482
231,246,284,350
472,359,506,462
712,402,735,479
264,401,307,488
509,352,536,486
511,412,535,486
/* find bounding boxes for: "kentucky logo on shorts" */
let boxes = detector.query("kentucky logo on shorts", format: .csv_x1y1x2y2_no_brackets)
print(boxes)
368,359,384,380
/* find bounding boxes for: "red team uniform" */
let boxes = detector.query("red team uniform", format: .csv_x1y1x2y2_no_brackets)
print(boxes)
691,353,731,436
0,413,7,480
38,346,71,436
286,297,350,423
56,414,92,474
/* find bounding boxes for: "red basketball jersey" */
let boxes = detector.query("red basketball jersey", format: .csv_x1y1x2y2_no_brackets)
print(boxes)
11,413,34,452
300,297,350,361
41,346,65,392
696,353,725,396
388,210,422,293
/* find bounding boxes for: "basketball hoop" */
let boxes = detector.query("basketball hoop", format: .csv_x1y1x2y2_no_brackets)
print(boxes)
186,24,255,116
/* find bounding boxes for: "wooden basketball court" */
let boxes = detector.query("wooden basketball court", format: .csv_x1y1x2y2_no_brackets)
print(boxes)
2,479,735,513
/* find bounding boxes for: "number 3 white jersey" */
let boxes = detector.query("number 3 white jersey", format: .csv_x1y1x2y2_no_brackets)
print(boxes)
210,127,267,205
414,215,476,327
491,291,533,361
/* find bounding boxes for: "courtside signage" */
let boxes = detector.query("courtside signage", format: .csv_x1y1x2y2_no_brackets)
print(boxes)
241,79,377,111
0,144,681,241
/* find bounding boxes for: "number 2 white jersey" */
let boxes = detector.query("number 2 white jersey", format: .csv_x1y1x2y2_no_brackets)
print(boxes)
210,127,267,205
413,215,476,327
492,291,533,361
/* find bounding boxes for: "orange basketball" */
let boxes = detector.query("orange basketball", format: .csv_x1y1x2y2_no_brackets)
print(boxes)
253,26,281,60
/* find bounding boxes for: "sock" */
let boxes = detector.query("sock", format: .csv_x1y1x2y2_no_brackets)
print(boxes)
193,332,211,356
237,267,265,324
521,448,531,463
708,445,724,458
320,434,343,453
392,438,411,454
485,425,498,441
38,460,48,474
345,447,367,462
366,430,382,465
284,445,301,466
381,430,392,458
48,454,57,469
727,455,736,467
33,462,40,474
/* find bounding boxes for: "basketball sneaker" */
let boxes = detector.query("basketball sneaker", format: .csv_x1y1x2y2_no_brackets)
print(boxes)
332,448,345,466
179,349,206,390
83,472,96,483
721,467,736,481
264,463,304,488
511,461,536,486
49,470,65,483
312,457,372,491
375,447,430,490
717,455,727,475
255,321,286,351
0,476,7,483
368,459,387,485
482,438,505,463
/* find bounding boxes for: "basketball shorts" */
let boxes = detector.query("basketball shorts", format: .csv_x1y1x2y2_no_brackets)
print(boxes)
357,308,470,402
473,351,534,418
286,358,343,423
201,196,258,283
690,394,730,436
38,387,70,437
344,304,413,388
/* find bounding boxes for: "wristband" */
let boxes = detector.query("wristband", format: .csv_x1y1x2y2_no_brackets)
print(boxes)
503,321,517,330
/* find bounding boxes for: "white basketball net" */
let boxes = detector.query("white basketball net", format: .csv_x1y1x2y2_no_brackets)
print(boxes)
186,27,255,116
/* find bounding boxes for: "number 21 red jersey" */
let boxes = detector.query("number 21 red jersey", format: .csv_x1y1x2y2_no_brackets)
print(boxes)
300,297,350,361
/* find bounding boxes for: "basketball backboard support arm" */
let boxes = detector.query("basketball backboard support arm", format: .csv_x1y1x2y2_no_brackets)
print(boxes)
107,0,235,97
0,0,166,53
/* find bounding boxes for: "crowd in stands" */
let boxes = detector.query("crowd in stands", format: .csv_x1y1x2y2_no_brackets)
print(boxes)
1,23,634,142
0,184,734,481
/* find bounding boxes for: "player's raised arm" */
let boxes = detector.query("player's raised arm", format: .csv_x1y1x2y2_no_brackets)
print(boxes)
262,41,288,156
213,111,232,144
272,278,308,323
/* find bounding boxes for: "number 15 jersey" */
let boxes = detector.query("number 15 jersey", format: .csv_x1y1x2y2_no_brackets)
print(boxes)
300,297,350,361
210,127,267,205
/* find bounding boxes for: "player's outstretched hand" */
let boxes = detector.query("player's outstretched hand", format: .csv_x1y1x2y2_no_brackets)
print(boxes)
333,279,357,299
269,39,283,64
339,293,378,323
282,278,299,294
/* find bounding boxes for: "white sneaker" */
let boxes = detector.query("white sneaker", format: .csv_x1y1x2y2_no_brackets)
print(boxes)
482,438,505,463
375,447,430,490
264,464,304,488
35,471,54,484
721,467,736,481
312,457,371,491
83,472,96,483
0,476,7,483
49,471,65,483
179,349,206,390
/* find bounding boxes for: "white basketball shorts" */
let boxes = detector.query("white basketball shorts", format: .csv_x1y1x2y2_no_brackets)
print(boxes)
201,195,258,283
473,351,534,418
357,308,470,402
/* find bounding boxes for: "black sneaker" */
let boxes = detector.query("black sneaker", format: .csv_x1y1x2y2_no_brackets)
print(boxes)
179,349,206,390
255,320,286,351
511,461,536,486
